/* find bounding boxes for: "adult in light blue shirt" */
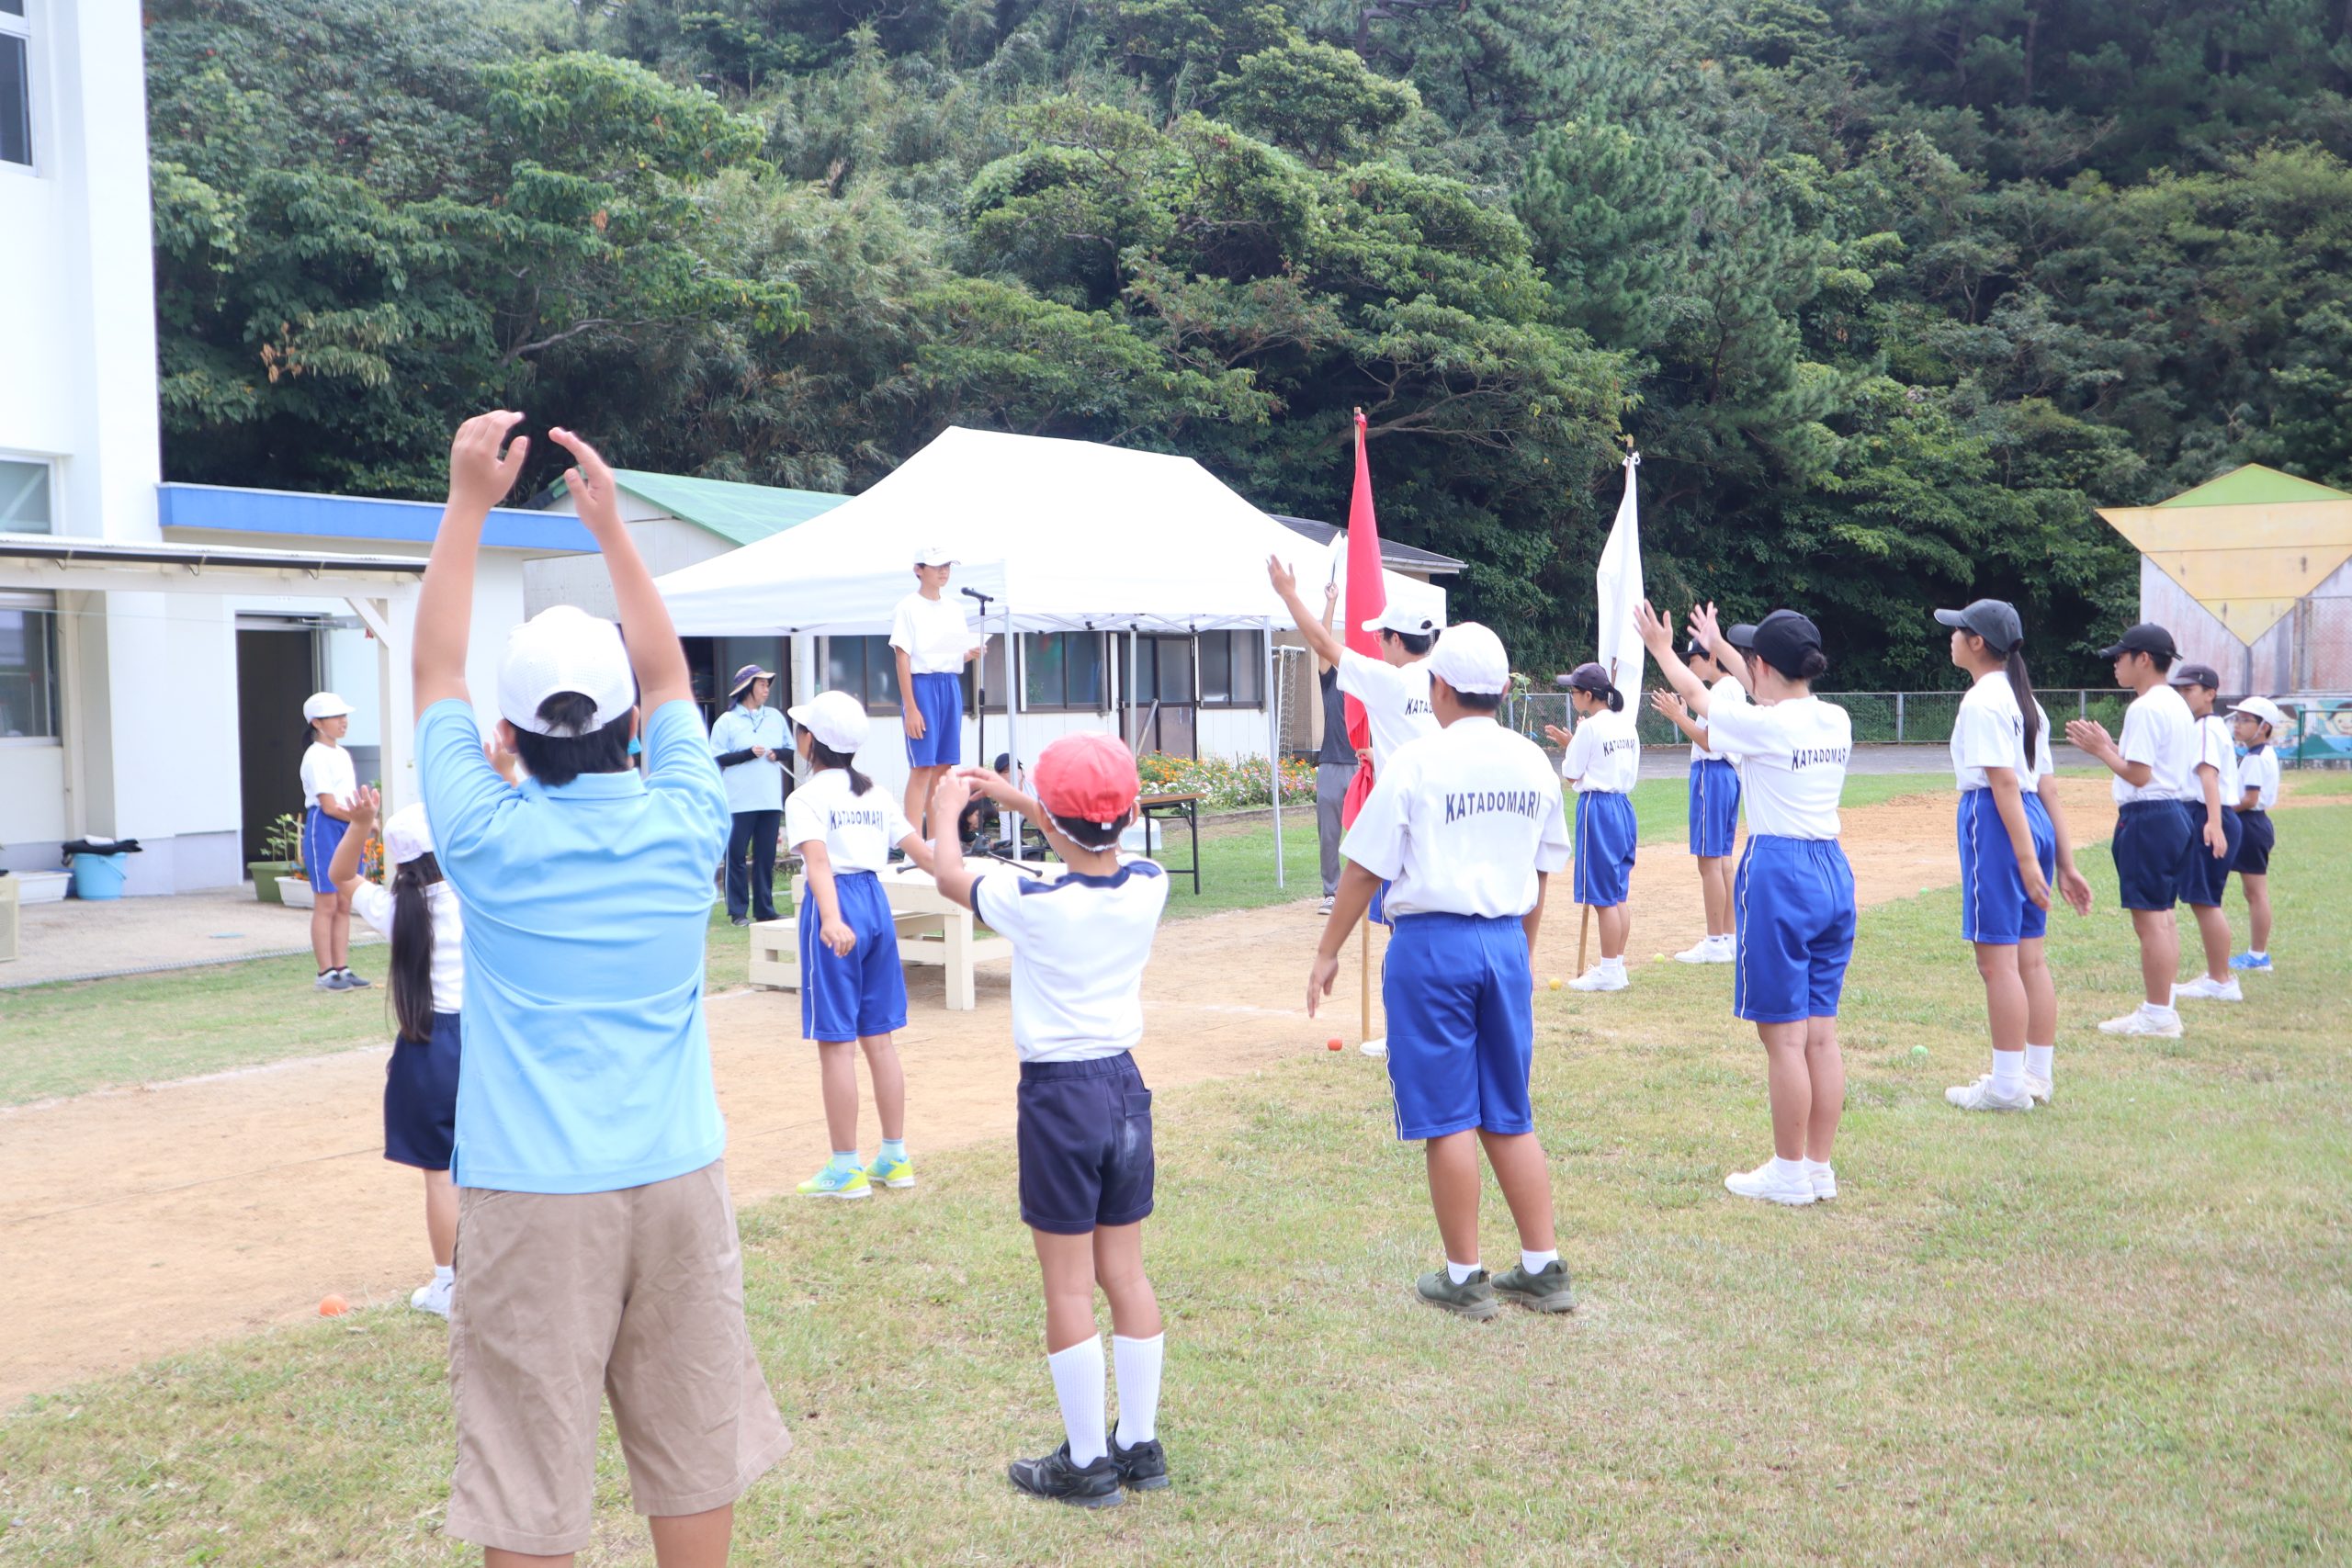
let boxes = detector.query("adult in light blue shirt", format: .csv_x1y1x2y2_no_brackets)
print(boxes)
709,663,788,925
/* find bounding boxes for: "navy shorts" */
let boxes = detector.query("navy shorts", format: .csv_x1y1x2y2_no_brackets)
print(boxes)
2110,800,2195,912
2178,806,2243,908
385,1009,460,1170
903,671,963,767
303,807,348,894
1733,836,1857,1024
1574,791,1636,907
1957,788,2056,945
800,869,909,1043
1382,913,1534,1141
1016,1052,1155,1235
2234,809,2274,876
1689,757,1741,858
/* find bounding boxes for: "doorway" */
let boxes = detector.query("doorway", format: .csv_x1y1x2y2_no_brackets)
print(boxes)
1129,635,1197,759
236,625,321,867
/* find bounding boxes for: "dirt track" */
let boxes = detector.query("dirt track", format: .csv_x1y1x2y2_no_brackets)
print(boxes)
0,783,2120,1406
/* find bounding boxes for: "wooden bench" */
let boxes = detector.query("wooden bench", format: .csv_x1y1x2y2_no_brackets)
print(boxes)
748,903,1014,1011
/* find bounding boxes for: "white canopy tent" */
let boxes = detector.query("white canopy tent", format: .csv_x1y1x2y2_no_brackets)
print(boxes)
654,427,1447,884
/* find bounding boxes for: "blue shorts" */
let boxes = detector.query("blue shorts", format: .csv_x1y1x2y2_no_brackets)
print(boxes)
1957,788,2056,945
799,870,909,1043
1370,878,1391,927
1016,1052,1155,1235
1689,757,1740,858
2111,800,2195,912
302,807,348,893
2178,806,2243,908
384,1009,461,1169
1733,836,1856,1024
2233,809,2274,876
1574,791,1636,908
903,671,963,767
1382,913,1534,1141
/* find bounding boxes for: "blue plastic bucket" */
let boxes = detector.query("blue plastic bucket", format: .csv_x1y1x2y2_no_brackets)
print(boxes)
71,852,130,900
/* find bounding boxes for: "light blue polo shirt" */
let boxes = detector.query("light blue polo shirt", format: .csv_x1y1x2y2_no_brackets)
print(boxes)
417,697,729,1194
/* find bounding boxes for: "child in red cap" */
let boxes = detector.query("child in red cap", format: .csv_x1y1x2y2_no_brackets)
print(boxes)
928,732,1170,1509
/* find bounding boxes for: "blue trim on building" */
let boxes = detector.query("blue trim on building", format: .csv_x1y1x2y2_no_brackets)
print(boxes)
157,483,595,554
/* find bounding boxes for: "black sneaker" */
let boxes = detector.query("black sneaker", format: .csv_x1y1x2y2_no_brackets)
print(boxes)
729,916,750,927
1490,1259,1576,1314
1110,1431,1170,1491
1008,1440,1124,1508
1414,1268,1499,1320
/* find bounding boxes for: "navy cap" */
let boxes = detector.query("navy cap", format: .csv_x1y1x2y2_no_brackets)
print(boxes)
1935,599,2023,654
2169,662,2221,690
2098,623,2177,662
1557,662,1615,697
1724,609,1825,680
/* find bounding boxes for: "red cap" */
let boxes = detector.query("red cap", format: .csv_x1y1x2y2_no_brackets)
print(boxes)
1034,732,1139,828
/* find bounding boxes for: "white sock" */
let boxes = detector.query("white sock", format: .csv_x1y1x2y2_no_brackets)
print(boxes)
1804,1157,1833,1180
1604,955,1627,973
1989,1051,2025,1096
2143,1000,2179,1020
2024,1043,2053,1080
1519,1248,1558,1275
1046,1337,1107,1466
432,1264,454,1287
1770,1156,1807,1184
1112,1333,1163,1448
1445,1258,1481,1285
2249,950,2267,960
831,1149,860,1168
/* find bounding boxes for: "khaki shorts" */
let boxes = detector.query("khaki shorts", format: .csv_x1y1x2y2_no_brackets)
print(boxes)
446,1159,791,1555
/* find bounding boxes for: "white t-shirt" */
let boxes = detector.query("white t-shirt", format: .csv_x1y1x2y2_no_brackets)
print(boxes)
972,861,1169,1061
2239,744,2280,810
300,742,356,811
1336,649,1439,771
1691,675,1746,763
2114,683,2199,804
350,876,466,1015
889,592,978,675
2193,713,2243,806
1951,671,2027,791
1340,716,1572,919
786,766,915,874
1562,705,1641,794
1703,695,1850,840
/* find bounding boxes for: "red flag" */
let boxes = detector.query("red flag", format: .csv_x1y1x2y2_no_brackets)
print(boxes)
1340,410,1385,827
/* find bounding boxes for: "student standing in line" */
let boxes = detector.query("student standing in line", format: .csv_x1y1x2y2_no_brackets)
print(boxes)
1266,555,1439,773
784,689,935,1201
2169,663,2245,1003
1650,638,1745,964
300,692,368,992
1307,623,1577,1317
329,787,464,1316
2064,624,2200,1038
892,547,986,843
926,736,1172,1508
1637,602,1854,1208
2227,695,2288,974
710,663,788,927
1544,662,1640,993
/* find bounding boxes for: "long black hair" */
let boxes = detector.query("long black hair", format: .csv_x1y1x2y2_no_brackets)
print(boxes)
2007,643,2041,769
388,852,443,1044
809,737,872,795
511,692,636,787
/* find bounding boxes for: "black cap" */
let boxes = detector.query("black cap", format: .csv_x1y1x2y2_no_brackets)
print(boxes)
2098,623,2177,662
2169,662,2220,690
1724,609,1825,680
1935,599,2023,654
1558,662,1615,697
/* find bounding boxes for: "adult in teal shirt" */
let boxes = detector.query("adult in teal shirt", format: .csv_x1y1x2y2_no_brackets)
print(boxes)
709,663,788,925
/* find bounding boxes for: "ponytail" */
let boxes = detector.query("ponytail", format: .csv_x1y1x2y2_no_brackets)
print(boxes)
809,738,872,795
2007,645,2040,767
388,852,441,1045
1605,685,1625,714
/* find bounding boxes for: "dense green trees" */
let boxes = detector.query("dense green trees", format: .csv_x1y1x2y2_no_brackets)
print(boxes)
144,0,2352,682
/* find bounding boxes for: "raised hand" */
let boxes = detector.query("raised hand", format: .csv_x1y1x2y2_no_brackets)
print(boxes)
1266,553,1298,599
1632,599,1674,655
1686,601,1725,659
348,784,382,832
548,427,620,535
447,412,529,513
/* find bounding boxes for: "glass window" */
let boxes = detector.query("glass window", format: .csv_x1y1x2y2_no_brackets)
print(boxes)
823,634,899,713
0,595,59,739
1137,636,1193,704
0,459,49,532
0,2,28,171
1021,632,1105,711
1197,632,1263,706
963,635,1008,713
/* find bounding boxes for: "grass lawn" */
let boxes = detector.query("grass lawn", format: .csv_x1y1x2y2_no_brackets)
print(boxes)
6,808,2346,1562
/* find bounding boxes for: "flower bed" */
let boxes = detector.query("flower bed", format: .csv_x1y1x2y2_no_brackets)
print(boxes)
1136,751,1317,809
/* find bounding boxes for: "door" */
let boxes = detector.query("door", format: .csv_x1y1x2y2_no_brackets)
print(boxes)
236,626,321,866
1131,636,1197,759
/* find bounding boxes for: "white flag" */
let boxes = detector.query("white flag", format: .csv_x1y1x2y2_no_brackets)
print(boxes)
1596,452,1645,694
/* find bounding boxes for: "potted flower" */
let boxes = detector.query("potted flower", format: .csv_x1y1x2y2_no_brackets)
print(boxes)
249,813,304,904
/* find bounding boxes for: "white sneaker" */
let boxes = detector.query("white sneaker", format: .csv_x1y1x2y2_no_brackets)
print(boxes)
2098,1005,2183,1038
2173,976,2244,1003
1705,936,1737,964
409,1276,453,1318
1568,963,1629,992
1724,1159,1816,1206
1673,939,1717,964
1946,1077,2034,1111
1315,896,1334,915
2025,1072,2053,1105
1359,1036,1387,1058
1808,1163,1838,1201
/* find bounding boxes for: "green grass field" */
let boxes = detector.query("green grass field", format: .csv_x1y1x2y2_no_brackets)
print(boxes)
4,805,2346,1562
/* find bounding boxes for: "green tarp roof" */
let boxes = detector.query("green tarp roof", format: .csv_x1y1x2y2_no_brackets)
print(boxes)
2157,464,2348,508
553,469,847,547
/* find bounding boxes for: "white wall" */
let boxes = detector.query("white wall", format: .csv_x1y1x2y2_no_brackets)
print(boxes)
525,516,729,618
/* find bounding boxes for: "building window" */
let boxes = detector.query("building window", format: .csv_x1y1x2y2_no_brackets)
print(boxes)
1022,632,1105,712
1199,630,1265,707
0,592,59,739
0,457,51,533
824,634,899,714
0,0,28,170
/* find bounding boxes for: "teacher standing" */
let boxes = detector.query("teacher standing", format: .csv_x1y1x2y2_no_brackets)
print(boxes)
712,663,788,926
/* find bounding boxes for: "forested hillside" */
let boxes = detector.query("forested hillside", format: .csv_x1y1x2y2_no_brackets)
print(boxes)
144,0,2352,682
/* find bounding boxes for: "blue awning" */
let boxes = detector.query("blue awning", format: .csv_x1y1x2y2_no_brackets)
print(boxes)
158,483,595,554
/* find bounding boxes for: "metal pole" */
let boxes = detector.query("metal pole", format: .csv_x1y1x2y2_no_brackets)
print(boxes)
1895,691,1905,743
1004,605,1022,863
1266,627,1283,891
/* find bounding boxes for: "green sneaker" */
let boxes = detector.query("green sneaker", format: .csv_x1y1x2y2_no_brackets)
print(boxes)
865,1151,916,1190
797,1160,872,1200
1414,1269,1499,1320
1490,1259,1575,1314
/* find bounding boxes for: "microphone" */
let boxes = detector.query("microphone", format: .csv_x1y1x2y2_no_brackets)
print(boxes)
961,586,991,604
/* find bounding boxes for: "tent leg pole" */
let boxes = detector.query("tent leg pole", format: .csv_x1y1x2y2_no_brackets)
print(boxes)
1268,631,1283,891
1004,607,1021,863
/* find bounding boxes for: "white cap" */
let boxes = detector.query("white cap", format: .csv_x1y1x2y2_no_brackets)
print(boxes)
497,605,636,737
2229,695,2289,731
1424,622,1510,696
302,691,353,721
913,546,957,568
381,804,435,867
1361,604,1442,637
788,690,870,753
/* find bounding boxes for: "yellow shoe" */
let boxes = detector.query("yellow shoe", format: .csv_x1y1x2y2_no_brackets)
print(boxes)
797,1160,872,1200
865,1152,916,1190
